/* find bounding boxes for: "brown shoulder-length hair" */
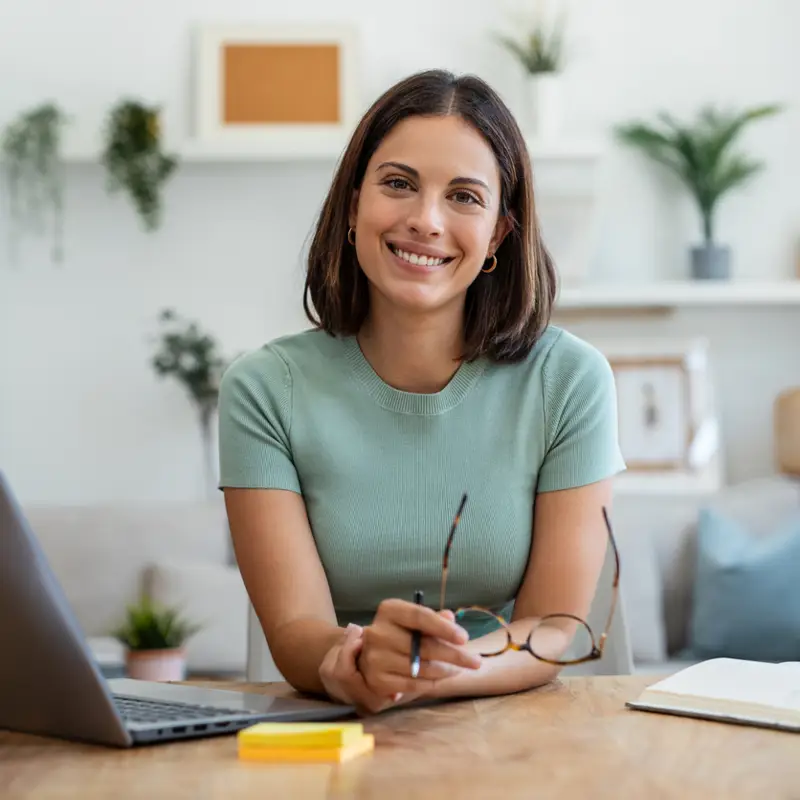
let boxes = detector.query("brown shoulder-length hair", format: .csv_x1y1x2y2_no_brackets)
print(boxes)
303,68,558,364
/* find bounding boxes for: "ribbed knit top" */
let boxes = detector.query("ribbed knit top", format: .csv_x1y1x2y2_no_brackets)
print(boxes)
217,325,626,630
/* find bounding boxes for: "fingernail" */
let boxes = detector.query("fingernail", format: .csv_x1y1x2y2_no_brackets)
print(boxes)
393,692,403,702
346,623,362,634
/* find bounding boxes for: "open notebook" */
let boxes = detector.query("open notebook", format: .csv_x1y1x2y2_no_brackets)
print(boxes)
626,658,800,733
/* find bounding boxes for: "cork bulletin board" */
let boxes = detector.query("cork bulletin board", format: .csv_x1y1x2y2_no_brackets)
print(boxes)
194,24,360,148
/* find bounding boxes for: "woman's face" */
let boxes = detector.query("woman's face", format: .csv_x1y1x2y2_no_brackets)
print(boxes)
349,114,510,317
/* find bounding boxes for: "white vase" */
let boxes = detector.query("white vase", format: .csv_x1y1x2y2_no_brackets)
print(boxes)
125,648,187,682
525,73,563,139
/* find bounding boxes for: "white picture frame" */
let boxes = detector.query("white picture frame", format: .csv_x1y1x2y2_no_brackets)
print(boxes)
612,357,693,470
598,339,712,472
193,23,361,152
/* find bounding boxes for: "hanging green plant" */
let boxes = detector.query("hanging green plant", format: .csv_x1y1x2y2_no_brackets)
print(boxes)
101,99,178,231
1,102,69,264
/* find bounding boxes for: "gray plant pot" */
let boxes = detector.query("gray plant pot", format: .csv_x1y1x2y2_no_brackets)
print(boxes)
690,243,731,280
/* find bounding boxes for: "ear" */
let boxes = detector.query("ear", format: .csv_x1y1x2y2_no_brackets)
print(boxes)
488,214,513,255
348,189,360,228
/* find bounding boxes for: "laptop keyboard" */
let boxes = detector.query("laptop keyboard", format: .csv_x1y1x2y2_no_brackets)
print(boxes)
113,694,254,724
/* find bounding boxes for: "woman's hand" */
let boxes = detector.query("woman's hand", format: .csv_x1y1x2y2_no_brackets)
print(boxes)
319,623,398,715
357,599,482,700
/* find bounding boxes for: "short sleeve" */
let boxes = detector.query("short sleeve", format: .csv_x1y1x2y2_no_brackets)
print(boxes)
217,347,302,493
536,332,626,493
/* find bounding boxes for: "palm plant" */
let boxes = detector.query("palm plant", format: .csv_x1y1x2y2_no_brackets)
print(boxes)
495,6,567,74
113,596,201,651
615,103,782,249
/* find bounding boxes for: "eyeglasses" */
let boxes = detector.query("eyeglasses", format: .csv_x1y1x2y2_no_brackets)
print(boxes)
438,494,620,667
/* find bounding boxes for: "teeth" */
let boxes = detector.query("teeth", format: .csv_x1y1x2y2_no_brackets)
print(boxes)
391,246,445,267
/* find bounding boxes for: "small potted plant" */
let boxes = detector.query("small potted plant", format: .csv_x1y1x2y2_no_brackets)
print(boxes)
113,596,202,682
615,102,783,280
495,1,569,138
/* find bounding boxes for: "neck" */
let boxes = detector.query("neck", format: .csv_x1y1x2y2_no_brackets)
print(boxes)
357,297,465,394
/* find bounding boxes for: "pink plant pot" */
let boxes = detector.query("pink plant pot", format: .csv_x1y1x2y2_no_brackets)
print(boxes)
125,648,186,682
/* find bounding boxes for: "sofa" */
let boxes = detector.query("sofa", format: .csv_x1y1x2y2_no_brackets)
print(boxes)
611,473,800,674
23,498,249,679
19,473,800,681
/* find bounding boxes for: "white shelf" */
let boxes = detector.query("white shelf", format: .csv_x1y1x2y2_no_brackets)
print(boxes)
556,280,800,310
526,138,604,161
614,453,725,496
57,133,604,165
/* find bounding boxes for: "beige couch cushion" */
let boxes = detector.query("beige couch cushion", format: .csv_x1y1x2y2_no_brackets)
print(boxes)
24,501,230,638
142,561,248,675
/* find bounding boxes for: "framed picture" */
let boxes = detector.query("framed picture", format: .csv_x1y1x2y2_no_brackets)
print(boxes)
600,339,711,471
194,24,361,149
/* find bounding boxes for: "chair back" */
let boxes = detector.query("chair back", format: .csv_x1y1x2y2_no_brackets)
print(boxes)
246,604,283,682
560,534,634,677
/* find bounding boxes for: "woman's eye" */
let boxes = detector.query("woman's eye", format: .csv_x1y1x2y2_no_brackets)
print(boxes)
386,177,411,191
453,190,480,205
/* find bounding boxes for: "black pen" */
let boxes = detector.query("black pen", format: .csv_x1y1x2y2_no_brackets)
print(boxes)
410,589,423,678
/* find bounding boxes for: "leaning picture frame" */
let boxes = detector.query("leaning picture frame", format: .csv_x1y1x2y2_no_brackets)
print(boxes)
598,339,712,472
193,23,361,153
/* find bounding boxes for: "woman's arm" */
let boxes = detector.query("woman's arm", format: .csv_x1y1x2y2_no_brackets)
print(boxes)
429,477,614,700
224,487,345,696
225,487,475,706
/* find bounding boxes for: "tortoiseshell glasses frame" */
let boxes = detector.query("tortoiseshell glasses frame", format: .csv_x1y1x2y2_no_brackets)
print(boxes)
438,494,621,666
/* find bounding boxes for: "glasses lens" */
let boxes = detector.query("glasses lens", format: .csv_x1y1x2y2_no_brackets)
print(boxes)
453,608,508,656
528,615,595,663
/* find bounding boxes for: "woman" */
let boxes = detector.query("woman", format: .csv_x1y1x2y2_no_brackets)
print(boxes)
218,69,625,715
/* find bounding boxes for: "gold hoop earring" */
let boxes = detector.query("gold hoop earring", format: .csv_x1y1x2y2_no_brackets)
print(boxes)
481,254,497,274
347,227,356,246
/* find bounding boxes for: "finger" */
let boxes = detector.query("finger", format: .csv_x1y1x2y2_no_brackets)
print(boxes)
362,666,445,697
376,598,469,645
365,622,481,671
419,636,482,670
359,646,475,697
337,624,364,674
381,651,467,682
335,626,396,711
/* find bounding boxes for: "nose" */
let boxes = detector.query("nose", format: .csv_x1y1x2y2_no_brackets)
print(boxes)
406,192,444,238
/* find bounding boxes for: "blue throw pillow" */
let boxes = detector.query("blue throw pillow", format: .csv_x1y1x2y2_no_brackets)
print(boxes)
684,507,800,663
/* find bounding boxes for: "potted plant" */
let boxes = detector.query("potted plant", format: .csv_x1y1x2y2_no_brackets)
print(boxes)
150,309,236,497
495,1,569,138
113,596,202,681
101,99,178,231
1,102,69,264
615,103,783,280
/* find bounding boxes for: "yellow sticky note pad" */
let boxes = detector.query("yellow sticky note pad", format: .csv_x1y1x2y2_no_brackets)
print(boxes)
237,721,365,750
238,733,375,764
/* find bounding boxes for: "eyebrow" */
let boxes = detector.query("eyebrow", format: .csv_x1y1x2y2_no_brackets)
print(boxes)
376,161,492,194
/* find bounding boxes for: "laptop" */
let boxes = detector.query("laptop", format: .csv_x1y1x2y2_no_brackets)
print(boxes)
0,471,354,747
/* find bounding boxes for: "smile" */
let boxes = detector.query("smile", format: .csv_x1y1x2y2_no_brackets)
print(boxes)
387,243,454,268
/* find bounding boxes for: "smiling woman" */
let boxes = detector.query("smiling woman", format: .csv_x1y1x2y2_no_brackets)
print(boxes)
218,69,626,715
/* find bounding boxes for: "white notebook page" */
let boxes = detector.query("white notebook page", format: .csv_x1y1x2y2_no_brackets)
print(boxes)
648,658,800,711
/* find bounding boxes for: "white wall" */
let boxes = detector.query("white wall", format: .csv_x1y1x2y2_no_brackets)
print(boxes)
1,0,799,504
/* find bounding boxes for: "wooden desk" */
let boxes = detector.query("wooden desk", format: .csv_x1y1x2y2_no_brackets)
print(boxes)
1,675,797,799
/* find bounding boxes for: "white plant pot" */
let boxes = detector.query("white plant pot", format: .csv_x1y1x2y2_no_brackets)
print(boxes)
526,73,563,139
125,648,187,682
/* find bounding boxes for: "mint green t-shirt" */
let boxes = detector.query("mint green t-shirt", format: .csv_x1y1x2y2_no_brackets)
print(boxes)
217,325,625,629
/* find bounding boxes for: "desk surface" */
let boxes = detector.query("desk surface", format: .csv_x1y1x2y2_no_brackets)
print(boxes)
1,675,797,799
